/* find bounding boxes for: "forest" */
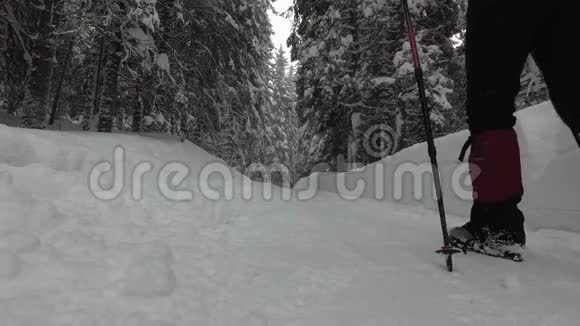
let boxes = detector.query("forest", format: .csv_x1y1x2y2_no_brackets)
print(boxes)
0,0,548,185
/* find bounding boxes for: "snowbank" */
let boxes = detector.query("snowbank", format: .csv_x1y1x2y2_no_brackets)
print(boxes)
0,126,269,325
297,102,580,233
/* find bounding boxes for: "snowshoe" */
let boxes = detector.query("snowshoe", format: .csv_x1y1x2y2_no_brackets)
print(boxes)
449,224,525,262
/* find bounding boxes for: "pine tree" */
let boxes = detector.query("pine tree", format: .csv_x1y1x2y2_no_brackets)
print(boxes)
265,45,299,185
291,1,355,170
290,0,461,170
151,0,275,172
20,0,60,129
98,0,160,132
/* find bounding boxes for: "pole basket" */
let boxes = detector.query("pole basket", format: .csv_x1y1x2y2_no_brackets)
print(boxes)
436,246,462,272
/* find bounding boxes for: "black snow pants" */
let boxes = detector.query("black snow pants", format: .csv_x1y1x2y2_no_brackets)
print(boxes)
466,0,580,135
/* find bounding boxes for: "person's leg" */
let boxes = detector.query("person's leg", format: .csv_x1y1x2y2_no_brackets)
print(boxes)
465,0,545,133
458,0,549,245
532,2,580,143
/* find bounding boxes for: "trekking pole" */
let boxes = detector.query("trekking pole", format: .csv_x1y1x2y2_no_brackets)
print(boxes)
400,0,461,272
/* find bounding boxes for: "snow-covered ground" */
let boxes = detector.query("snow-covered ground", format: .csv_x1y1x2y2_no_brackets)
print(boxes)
0,102,579,325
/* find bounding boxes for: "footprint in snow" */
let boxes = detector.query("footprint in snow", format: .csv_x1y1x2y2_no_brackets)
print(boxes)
500,274,523,292
0,252,21,279
240,311,269,326
0,231,41,253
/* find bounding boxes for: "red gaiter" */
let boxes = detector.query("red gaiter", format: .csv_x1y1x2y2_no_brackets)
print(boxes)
469,129,523,203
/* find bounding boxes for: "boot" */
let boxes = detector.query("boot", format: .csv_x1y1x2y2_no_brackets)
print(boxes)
450,203,525,247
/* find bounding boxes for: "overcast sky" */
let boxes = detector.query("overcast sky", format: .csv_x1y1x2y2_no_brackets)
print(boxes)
269,0,293,58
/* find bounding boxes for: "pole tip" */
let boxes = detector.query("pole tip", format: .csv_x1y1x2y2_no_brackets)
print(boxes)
446,255,453,272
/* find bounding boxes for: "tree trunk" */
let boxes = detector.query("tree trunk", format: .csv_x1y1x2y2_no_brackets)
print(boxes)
141,75,156,131
49,40,74,125
20,0,56,129
82,38,106,131
97,37,122,132
137,0,175,133
132,84,144,132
